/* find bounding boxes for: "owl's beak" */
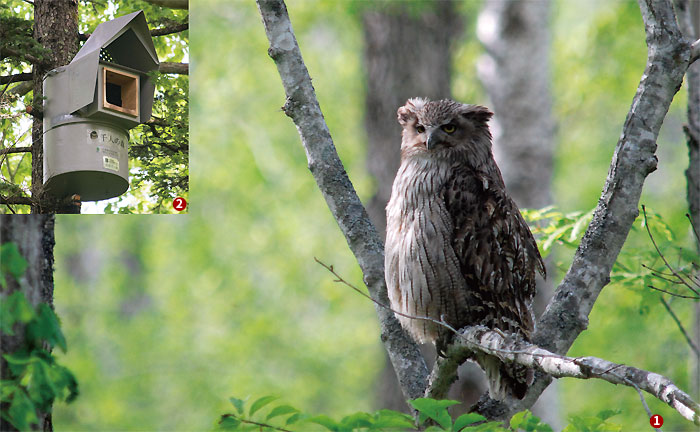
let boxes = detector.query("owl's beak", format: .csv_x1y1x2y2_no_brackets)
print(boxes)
425,128,440,150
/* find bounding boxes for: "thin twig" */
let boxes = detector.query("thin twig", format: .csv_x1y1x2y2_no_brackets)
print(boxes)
687,213,700,246
642,206,700,296
647,285,700,299
659,297,700,358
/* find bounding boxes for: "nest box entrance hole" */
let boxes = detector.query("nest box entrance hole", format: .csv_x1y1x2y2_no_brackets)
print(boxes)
102,66,139,117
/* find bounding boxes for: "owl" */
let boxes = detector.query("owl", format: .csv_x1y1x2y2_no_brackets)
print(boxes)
384,98,545,400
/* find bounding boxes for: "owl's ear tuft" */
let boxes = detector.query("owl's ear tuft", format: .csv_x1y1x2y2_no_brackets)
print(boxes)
397,98,428,126
460,105,493,124
397,106,416,126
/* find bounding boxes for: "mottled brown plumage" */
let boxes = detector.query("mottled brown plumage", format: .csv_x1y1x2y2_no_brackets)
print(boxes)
384,98,545,400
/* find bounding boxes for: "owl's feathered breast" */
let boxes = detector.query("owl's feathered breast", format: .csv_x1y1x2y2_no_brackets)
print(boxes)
385,152,544,342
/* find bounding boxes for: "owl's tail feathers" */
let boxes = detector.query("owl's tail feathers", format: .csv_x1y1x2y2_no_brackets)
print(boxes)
479,355,533,400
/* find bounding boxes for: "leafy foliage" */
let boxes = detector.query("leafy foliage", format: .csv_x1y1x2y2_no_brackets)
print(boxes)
108,72,189,213
0,4,47,70
0,243,78,430
215,396,625,432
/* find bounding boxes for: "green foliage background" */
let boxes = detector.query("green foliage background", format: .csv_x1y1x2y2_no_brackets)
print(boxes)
31,0,698,430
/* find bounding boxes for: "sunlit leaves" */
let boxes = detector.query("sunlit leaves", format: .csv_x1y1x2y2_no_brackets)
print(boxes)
0,242,28,285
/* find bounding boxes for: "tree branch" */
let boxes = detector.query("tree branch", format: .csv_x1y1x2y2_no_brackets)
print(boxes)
0,195,32,206
255,0,429,405
0,147,32,156
445,326,700,424
159,62,188,75
142,0,188,10
0,73,33,85
151,21,188,37
0,47,47,67
80,20,188,41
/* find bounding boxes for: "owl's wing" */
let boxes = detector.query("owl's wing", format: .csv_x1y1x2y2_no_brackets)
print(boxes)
443,163,545,339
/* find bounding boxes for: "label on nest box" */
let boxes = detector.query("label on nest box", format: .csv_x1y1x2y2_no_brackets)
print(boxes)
87,128,127,149
103,156,119,172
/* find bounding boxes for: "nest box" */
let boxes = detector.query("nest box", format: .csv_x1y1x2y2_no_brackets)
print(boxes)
43,10,159,201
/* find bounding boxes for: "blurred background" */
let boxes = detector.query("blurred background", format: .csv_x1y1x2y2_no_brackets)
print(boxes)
45,0,698,430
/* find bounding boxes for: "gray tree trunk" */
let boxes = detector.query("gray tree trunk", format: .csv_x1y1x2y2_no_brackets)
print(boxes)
0,215,56,431
361,2,463,412
675,0,700,399
31,0,79,214
476,0,558,426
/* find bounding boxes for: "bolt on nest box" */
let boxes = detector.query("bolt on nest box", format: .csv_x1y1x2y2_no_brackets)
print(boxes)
43,10,159,202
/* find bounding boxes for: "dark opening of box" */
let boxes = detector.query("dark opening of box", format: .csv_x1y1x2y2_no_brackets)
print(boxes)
102,66,139,117
105,82,123,107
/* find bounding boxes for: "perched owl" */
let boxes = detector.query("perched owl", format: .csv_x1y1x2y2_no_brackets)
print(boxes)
384,98,545,400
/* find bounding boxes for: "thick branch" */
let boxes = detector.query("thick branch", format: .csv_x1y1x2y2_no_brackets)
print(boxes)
151,22,188,36
255,0,429,404
0,147,32,156
443,326,700,424
0,47,47,67
0,195,32,206
142,0,188,9
159,62,188,74
0,73,33,85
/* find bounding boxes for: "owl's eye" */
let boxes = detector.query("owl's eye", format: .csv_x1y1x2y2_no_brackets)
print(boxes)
441,124,456,134
415,125,425,133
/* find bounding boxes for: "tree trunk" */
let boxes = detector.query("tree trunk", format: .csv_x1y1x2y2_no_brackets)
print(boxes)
676,0,700,400
361,2,463,412
0,215,56,431
31,0,79,214
476,0,558,426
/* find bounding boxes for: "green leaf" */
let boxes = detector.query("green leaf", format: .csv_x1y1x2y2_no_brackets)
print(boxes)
0,381,17,402
339,411,373,429
26,304,67,352
0,242,28,284
0,291,35,334
266,404,298,420
410,398,459,430
8,388,38,431
229,397,246,415
248,395,278,417
218,415,241,430
596,409,621,421
285,412,307,425
454,413,486,431
372,409,415,429
309,414,340,431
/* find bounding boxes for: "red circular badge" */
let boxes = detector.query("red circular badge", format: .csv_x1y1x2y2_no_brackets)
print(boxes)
173,197,187,212
649,414,663,428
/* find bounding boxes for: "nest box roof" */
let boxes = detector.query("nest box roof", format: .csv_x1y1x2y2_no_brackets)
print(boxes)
54,10,159,116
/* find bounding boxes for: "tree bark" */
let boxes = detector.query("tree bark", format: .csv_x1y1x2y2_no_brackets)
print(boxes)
255,0,430,412
674,0,700,400
361,1,463,412
0,215,56,431
31,0,79,214
476,0,559,426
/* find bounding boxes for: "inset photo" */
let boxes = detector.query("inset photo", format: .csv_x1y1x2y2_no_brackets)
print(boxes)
1,1,188,214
